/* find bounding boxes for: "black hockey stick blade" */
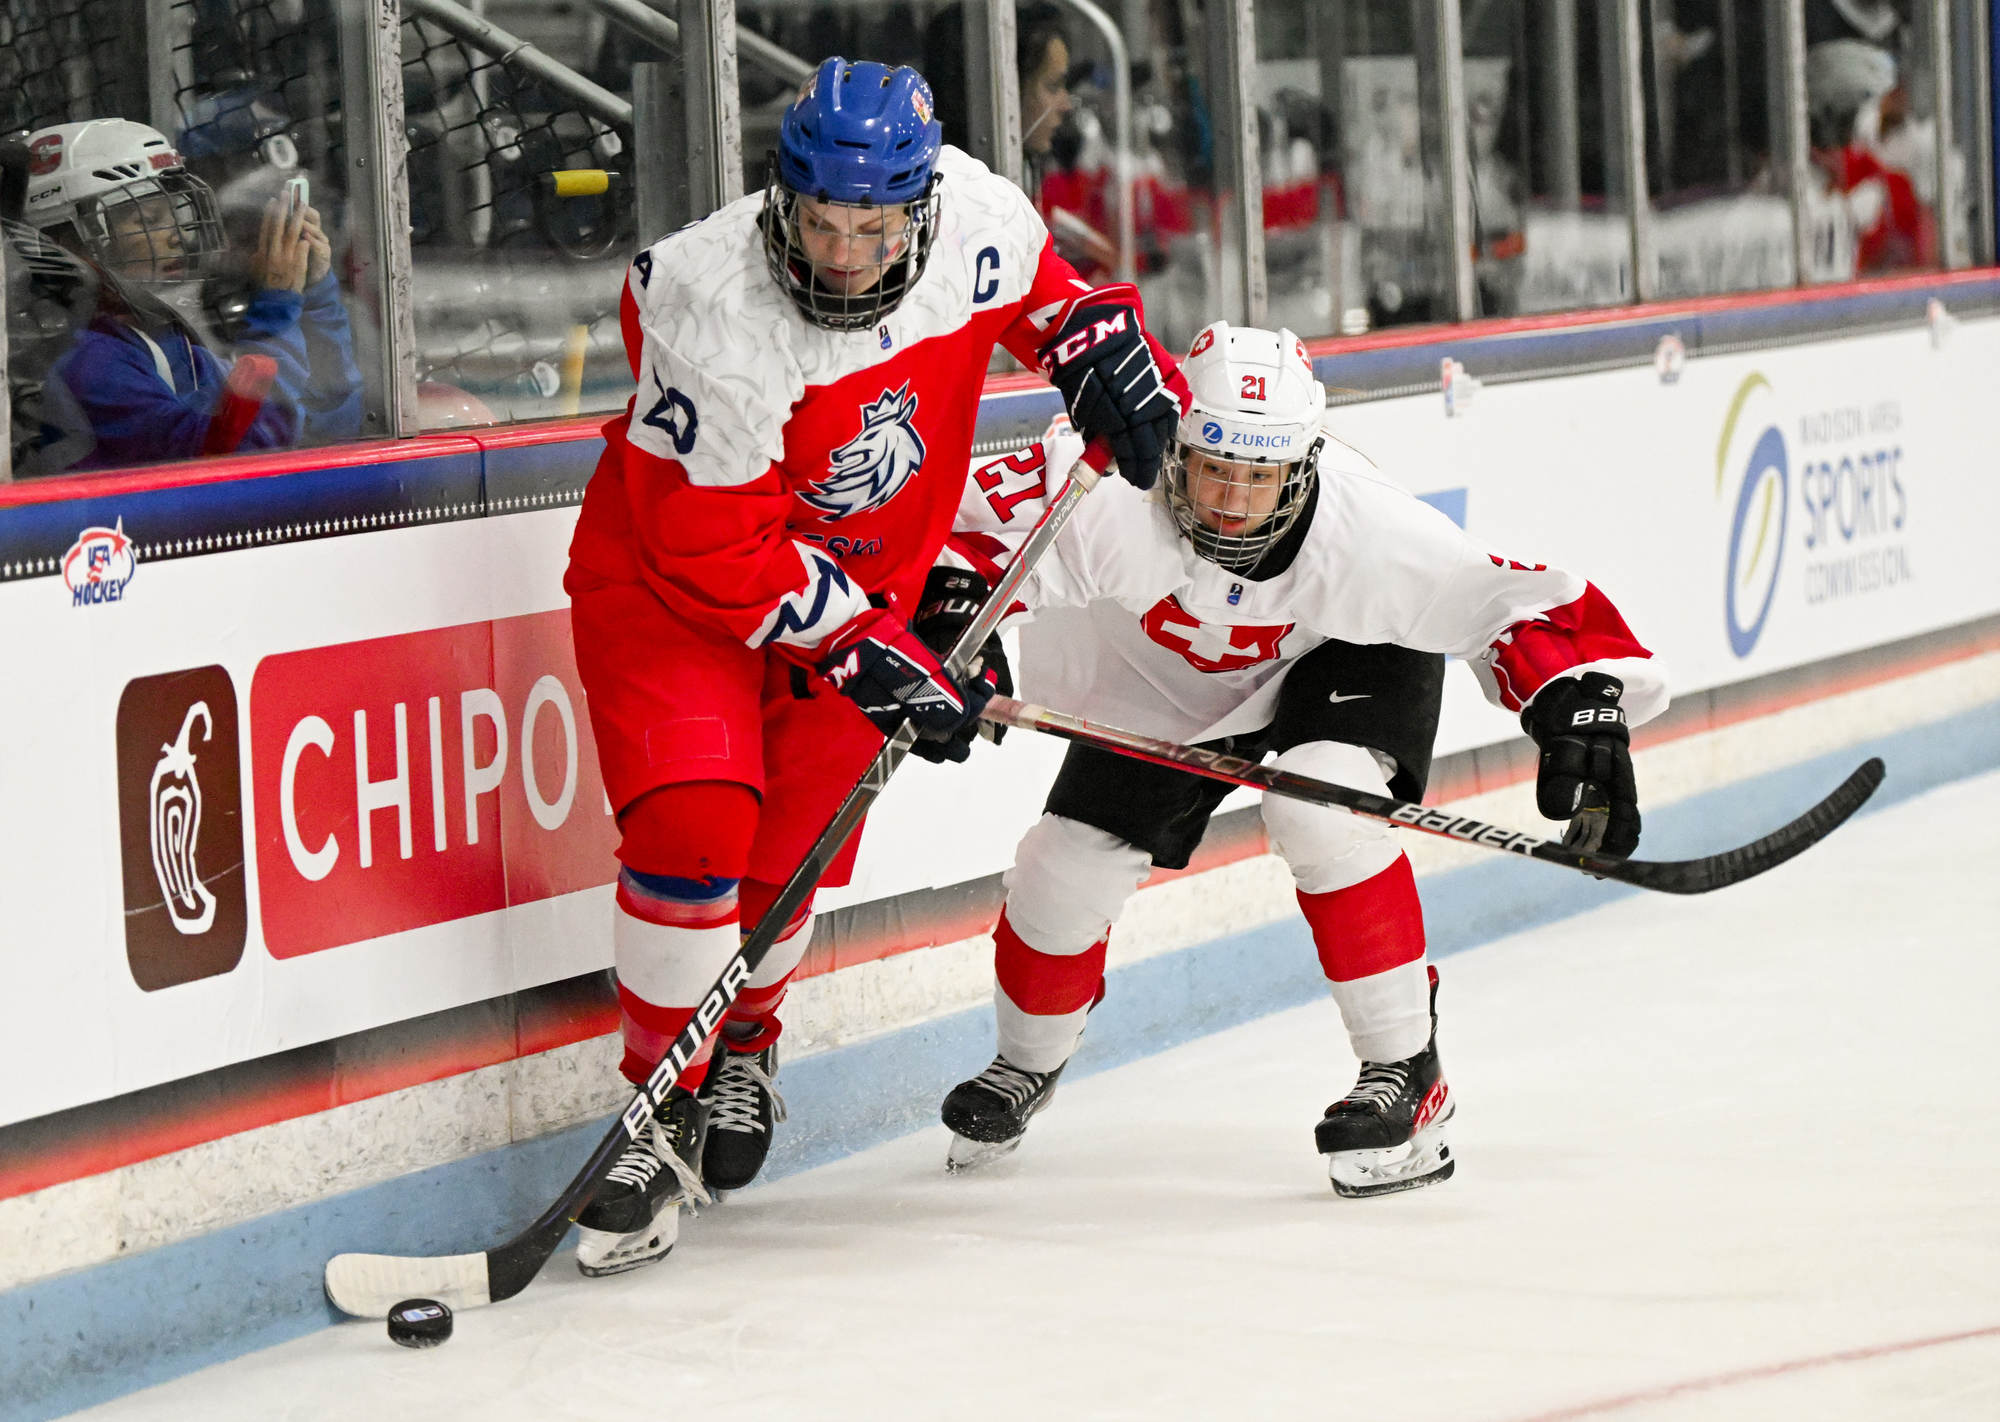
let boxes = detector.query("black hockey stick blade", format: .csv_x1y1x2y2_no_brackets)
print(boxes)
985,697,1885,897
324,451,1110,1319
1567,755,1884,893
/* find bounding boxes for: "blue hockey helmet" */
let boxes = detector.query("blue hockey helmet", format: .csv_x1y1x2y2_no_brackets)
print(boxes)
776,58,941,204
761,58,944,330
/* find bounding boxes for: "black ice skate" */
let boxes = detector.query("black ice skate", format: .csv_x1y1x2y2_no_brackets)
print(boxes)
697,1041,787,1194
941,1056,1065,1173
1315,966,1454,1198
575,1088,712,1276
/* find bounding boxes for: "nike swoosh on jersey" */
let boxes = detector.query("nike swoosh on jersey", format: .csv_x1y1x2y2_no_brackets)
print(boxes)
1326,692,1371,704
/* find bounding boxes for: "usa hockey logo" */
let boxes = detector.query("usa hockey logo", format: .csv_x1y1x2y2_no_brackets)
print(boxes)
63,519,137,608
804,384,927,521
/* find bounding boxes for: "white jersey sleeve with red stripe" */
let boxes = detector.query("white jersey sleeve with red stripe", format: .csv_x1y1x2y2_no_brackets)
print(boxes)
951,420,1666,733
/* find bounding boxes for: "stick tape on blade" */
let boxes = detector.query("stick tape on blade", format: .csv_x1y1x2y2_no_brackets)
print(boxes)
324,1251,491,1318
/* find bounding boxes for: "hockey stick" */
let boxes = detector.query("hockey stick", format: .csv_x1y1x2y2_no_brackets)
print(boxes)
982,697,1884,895
323,445,1108,1318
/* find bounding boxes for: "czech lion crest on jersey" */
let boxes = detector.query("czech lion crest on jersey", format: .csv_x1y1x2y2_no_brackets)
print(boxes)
804,383,927,521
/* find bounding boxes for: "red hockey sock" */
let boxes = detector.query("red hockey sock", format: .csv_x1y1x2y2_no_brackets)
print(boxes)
993,909,1107,1016
1297,854,1426,983
718,878,817,1052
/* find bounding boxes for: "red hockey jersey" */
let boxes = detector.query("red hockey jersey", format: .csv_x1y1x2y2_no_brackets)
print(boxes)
565,147,1179,657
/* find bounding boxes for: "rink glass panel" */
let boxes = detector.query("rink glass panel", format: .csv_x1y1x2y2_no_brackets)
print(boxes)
1251,0,1456,337
399,1,648,428
1457,0,1639,316
3,0,391,469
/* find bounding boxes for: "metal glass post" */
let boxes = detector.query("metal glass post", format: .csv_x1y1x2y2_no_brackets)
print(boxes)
1772,0,1812,285
1414,0,1476,320
1,228,10,481
338,0,420,439
1929,0,1964,268
1541,0,1583,210
1205,0,1266,326
966,0,1024,187
682,0,744,212
1613,0,1655,301
144,0,192,137
634,61,687,245
1975,0,1997,265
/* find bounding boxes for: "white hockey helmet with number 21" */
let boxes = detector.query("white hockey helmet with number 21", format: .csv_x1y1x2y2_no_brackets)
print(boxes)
1164,321,1327,572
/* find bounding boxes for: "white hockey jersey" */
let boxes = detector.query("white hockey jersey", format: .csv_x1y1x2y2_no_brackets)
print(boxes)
952,423,1666,745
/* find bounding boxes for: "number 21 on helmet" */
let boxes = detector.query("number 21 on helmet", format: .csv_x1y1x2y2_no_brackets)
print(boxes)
1165,322,1328,572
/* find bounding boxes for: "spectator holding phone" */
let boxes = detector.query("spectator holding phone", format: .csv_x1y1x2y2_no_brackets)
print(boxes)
3,118,361,472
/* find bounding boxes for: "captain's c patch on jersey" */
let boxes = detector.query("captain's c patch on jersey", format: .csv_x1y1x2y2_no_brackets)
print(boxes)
802,383,928,521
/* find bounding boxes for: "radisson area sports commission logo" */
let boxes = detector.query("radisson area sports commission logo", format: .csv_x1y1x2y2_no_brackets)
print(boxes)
1715,374,1788,657
1716,371,1911,660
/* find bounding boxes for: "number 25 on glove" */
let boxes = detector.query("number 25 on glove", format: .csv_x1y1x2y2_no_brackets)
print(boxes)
1521,671,1641,858
816,608,996,764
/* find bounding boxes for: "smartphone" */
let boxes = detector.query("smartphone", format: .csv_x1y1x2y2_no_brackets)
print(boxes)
284,173,310,214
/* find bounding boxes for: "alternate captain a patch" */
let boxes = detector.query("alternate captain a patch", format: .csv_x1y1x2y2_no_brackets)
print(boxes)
1140,594,1293,673
802,383,928,521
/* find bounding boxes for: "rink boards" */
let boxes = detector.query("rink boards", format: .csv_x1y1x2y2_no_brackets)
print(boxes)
2,277,2000,1402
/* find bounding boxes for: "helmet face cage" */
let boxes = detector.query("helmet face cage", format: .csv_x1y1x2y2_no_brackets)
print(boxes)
1164,436,1322,572
760,166,941,331
73,171,226,283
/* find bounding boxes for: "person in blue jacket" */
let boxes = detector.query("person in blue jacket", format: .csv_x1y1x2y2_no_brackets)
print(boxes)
9,118,362,471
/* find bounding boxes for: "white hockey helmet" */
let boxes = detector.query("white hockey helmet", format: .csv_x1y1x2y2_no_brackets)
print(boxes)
1164,321,1327,571
18,119,225,283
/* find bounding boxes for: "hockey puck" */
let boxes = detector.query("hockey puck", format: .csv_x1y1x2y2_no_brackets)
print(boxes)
386,1298,453,1349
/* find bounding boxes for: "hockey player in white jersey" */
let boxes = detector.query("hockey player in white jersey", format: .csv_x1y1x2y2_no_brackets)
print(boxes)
935,321,1666,1194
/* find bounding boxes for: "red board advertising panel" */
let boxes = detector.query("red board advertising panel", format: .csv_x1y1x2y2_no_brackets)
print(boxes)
250,609,619,956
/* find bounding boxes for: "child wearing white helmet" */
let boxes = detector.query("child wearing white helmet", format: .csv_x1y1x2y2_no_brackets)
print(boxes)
5,118,360,471
940,320,1667,1195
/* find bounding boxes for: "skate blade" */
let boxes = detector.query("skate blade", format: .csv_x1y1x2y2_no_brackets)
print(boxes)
575,1205,682,1277
946,1132,1024,1174
1326,1122,1454,1199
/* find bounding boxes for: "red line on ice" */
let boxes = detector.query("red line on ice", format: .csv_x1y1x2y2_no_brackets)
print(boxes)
1509,1324,2000,1421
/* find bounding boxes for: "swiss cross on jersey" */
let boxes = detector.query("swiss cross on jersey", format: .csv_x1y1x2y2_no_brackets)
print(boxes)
1140,594,1293,673
800,383,928,521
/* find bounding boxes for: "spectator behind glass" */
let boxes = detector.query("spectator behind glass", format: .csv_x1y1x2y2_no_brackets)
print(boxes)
4,119,361,474
924,3,1119,277
923,3,1077,178
1806,39,1934,273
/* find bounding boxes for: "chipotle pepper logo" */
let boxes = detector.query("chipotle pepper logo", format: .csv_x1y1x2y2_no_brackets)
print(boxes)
117,666,249,989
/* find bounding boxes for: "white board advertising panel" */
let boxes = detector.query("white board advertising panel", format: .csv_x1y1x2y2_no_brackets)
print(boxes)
2,317,1996,1127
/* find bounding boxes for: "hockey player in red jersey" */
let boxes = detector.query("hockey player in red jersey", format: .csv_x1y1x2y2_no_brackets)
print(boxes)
561,57,1186,1273
939,322,1665,1193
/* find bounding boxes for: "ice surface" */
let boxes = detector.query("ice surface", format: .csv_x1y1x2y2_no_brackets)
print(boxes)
76,770,2000,1421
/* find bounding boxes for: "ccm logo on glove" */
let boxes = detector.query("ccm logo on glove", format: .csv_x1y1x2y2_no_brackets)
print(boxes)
1044,309,1131,367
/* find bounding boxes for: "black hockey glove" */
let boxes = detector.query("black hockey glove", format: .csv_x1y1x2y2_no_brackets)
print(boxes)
1037,285,1179,493
912,566,1012,748
1521,672,1641,859
816,607,996,765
